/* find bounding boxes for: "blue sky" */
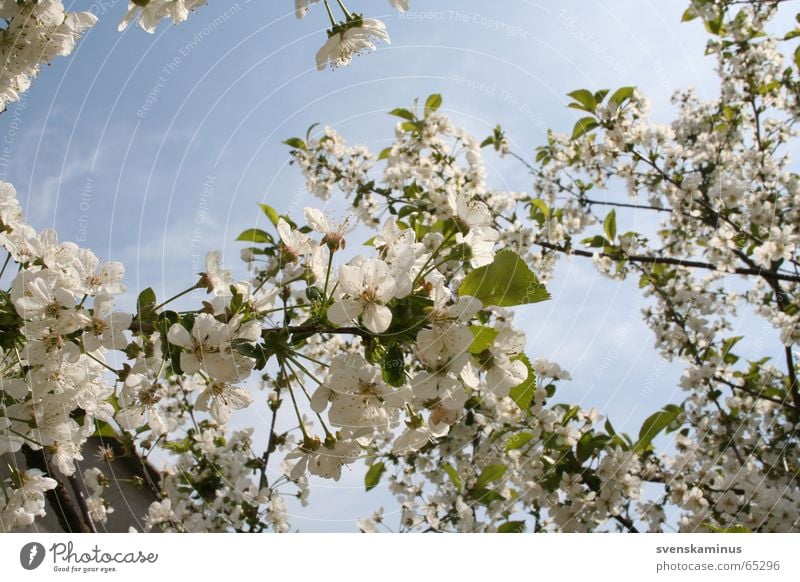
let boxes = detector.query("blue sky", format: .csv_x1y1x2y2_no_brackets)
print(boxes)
1,1,795,531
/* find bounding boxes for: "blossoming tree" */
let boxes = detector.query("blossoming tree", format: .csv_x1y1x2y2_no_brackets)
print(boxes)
1,0,799,533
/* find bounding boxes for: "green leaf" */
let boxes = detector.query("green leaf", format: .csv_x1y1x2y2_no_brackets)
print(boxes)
608,86,635,107
721,336,743,365
530,198,550,219
594,89,609,104
795,45,800,69
381,344,406,387
236,228,273,244
681,7,697,21
582,235,609,248
283,137,306,150
506,432,534,451
92,420,118,439
705,13,724,35
571,117,599,140
259,204,281,227
635,405,682,453
364,462,386,492
470,488,505,505
136,287,157,316
509,354,536,410
468,326,498,354
567,89,597,112
604,210,617,241
497,521,526,533
443,463,462,490
378,147,392,160
722,105,738,122
576,432,611,462
424,94,443,114
458,249,550,307
389,108,416,121
475,464,506,488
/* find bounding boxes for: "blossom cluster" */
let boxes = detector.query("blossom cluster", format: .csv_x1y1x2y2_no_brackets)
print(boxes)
278,99,652,532
121,0,408,69
0,0,408,114
511,0,800,532
0,0,97,110
118,0,209,33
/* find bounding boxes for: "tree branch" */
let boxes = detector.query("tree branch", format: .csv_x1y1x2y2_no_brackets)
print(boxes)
536,242,800,283
263,324,371,339
614,514,639,533
66,473,97,533
21,447,90,533
258,391,281,490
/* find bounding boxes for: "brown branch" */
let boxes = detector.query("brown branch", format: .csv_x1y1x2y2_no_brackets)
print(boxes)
258,390,281,490
536,242,800,283
614,514,639,533
263,324,371,339
21,447,90,533
67,473,97,533
759,277,800,414
579,198,672,213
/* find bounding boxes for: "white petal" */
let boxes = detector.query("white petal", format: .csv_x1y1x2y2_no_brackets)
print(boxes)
304,207,329,232
327,297,363,326
315,34,340,70
337,264,363,295
210,399,232,424
167,323,192,349
310,385,331,414
363,303,392,333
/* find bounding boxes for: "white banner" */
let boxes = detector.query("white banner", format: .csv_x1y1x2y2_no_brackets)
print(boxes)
0,533,798,581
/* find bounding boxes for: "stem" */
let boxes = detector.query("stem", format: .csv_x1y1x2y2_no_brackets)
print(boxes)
293,351,331,369
0,252,11,280
286,355,324,386
253,265,281,296
420,255,462,282
412,231,457,287
152,284,201,312
335,0,352,19
4,415,35,424
285,359,333,439
83,350,120,376
323,249,334,299
9,428,45,447
322,0,337,26
282,364,310,440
